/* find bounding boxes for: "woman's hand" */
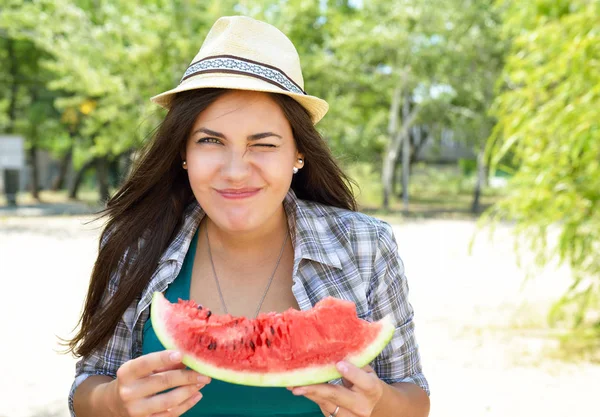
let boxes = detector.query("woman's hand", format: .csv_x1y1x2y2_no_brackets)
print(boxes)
106,350,211,417
287,362,384,417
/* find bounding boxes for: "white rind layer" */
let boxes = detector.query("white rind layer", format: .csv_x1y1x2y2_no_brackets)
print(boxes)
151,292,395,387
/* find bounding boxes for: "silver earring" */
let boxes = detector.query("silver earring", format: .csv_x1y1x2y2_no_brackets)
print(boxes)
182,161,187,169
298,158,303,164
293,167,299,174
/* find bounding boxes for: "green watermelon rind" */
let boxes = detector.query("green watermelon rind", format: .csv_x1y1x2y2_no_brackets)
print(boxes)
151,291,395,387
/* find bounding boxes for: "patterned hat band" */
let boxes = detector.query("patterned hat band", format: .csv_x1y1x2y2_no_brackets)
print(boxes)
180,55,306,96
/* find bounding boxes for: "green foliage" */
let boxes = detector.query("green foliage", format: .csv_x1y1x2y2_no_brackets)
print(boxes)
459,158,478,176
1,0,240,168
1,0,504,172
486,0,600,335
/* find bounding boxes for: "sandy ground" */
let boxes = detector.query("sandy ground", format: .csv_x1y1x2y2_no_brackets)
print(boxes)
0,214,597,417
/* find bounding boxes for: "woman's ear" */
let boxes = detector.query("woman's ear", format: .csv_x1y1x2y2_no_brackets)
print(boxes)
180,150,187,170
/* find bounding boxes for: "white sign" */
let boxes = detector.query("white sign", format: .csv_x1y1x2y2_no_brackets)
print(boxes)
0,135,25,169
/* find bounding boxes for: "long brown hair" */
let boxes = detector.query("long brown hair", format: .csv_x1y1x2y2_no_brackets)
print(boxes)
67,88,357,358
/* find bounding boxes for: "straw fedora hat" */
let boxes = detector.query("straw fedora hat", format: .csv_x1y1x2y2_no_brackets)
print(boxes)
150,16,329,124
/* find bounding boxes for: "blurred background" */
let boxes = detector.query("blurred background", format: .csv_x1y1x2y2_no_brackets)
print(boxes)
0,0,598,416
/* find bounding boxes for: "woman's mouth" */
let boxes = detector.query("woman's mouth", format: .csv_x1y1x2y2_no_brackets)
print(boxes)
216,188,261,200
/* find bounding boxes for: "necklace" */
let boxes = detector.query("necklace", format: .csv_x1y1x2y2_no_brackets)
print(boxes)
205,221,289,318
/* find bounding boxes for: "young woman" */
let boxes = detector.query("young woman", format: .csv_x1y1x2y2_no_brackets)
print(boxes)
67,16,430,417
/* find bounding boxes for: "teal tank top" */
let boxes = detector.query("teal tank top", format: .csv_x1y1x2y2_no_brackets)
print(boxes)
142,228,322,417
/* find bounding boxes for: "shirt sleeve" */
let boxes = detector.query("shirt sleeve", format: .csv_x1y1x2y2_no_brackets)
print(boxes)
68,231,136,416
67,315,134,416
367,221,430,396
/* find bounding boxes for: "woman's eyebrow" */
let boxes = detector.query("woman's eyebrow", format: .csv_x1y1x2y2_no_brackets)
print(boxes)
192,128,281,141
192,127,226,138
248,132,282,141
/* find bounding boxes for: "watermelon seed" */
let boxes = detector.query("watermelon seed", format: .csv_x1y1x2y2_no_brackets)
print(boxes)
270,326,275,335
208,342,217,350
206,311,212,318
266,339,271,348
249,341,255,351
197,304,203,310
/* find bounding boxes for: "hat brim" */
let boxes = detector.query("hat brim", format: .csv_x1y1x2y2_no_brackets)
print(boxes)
150,73,329,124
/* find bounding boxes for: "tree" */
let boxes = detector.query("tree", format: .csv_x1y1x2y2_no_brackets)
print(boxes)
0,33,66,200
2,0,504,211
321,0,504,211
1,0,239,201
434,0,504,213
486,0,600,340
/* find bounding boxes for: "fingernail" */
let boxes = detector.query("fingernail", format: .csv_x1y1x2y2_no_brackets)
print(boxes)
198,376,210,384
170,351,181,362
194,393,203,402
337,361,348,373
294,388,307,395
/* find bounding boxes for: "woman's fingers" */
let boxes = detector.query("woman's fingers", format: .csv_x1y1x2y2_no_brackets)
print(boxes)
150,392,203,417
336,361,377,394
131,384,201,416
134,369,210,398
152,361,187,374
316,400,341,417
117,351,183,384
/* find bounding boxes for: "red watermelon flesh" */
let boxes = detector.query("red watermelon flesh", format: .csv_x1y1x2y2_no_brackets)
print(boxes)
151,292,395,386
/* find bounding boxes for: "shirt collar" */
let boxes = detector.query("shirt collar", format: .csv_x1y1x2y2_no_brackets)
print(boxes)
284,189,342,270
156,201,204,266
157,188,342,270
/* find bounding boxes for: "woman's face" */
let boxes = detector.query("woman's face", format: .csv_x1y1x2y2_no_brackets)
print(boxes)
183,90,304,233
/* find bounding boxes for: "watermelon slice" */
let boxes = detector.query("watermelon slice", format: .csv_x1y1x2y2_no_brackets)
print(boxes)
151,291,395,387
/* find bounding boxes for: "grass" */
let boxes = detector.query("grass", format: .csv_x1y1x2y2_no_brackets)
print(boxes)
0,188,109,208
346,162,507,222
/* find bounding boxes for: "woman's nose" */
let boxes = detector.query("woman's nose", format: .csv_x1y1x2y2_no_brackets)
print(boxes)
221,148,251,181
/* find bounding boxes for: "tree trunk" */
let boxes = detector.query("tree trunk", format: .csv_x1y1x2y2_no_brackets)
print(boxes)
6,39,18,134
96,156,110,203
410,125,429,167
4,39,20,206
382,135,401,210
401,94,411,212
382,71,419,210
51,146,73,191
471,144,486,213
383,125,419,209
392,149,402,197
395,126,428,198
29,144,40,200
69,157,97,200
383,119,420,210
28,83,41,201
382,84,403,210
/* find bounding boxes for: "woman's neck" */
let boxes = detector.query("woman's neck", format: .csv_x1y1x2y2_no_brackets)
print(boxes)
203,206,290,259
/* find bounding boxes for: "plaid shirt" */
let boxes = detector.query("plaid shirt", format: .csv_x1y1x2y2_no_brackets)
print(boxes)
69,189,429,415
